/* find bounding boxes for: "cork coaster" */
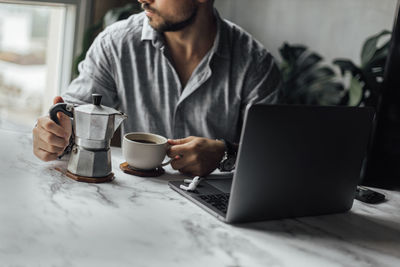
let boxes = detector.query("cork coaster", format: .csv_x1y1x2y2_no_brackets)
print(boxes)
119,162,165,177
55,167,115,183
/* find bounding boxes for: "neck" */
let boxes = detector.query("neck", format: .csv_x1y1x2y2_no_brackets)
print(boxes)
164,7,217,61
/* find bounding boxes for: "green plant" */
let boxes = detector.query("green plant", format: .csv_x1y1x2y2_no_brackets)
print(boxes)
278,43,345,105
334,30,391,107
278,30,391,107
72,3,142,77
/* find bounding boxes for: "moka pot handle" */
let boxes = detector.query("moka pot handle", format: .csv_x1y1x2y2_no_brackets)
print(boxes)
49,103,74,125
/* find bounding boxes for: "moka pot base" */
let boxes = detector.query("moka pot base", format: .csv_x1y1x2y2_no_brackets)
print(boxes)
55,167,115,183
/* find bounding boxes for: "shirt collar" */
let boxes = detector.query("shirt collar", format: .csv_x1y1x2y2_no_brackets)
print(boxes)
140,9,230,59
141,13,155,41
141,13,164,49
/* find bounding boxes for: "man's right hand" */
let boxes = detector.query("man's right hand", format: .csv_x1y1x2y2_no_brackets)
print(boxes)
32,96,72,162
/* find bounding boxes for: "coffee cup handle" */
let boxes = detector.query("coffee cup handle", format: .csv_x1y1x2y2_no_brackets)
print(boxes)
160,153,183,167
160,158,174,167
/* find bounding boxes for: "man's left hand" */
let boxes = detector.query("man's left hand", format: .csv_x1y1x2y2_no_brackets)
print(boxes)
167,136,225,177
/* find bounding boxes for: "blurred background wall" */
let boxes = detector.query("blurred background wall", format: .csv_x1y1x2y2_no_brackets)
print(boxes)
93,0,398,65
215,0,398,64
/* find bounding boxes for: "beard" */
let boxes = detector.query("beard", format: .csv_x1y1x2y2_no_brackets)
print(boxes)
142,3,198,32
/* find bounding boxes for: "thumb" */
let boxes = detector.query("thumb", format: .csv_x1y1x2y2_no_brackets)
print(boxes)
53,96,64,105
168,136,194,145
58,112,72,138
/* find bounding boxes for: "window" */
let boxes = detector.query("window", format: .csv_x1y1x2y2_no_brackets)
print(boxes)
0,0,90,132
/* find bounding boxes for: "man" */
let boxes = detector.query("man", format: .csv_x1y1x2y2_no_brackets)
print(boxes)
32,0,281,176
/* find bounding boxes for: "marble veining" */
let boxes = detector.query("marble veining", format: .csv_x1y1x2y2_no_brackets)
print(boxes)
0,129,400,267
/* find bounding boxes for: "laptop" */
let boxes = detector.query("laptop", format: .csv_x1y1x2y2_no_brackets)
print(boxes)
169,104,375,224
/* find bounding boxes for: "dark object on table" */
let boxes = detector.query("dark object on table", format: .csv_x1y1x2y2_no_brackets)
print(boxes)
120,162,165,177
170,104,374,223
355,186,386,204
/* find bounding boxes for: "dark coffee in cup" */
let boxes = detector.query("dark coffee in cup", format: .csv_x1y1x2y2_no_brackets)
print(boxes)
131,139,157,144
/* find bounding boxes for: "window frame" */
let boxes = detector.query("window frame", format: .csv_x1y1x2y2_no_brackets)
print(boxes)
0,0,92,93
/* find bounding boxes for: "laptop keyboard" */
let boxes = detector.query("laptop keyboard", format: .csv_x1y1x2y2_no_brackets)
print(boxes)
198,193,230,214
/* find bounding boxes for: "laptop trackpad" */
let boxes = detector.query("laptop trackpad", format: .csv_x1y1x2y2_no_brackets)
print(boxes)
206,179,232,194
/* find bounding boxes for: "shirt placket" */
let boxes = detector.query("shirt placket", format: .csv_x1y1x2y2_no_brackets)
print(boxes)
172,68,212,138
159,46,184,138
156,35,213,139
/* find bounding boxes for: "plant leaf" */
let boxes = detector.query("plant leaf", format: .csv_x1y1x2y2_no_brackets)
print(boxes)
317,82,345,106
363,40,390,77
294,66,335,90
72,2,141,76
279,43,307,65
333,59,362,76
295,51,323,72
278,42,344,106
103,3,141,27
348,77,363,106
361,30,391,67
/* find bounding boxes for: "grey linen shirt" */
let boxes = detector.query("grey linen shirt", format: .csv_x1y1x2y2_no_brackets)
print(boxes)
63,11,282,143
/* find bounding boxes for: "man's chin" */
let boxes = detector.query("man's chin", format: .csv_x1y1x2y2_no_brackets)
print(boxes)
148,21,163,32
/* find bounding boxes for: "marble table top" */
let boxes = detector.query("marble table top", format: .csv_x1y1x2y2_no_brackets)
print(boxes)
1,128,400,267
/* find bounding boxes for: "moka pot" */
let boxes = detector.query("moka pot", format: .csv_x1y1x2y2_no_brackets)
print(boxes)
49,94,127,177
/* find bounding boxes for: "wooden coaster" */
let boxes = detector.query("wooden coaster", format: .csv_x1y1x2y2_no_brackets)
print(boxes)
119,162,165,177
55,167,115,183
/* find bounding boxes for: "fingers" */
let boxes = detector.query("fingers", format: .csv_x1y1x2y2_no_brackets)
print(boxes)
33,123,69,149
58,112,72,132
168,136,222,177
53,96,64,104
167,144,190,158
170,155,196,176
32,128,67,162
33,114,71,162
37,116,70,140
168,136,200,172
167,137,198,158
36,138,65,155
171,157,188,170
37,128,69,149
170,153,198,171
168,136,194,145
33,148,59,162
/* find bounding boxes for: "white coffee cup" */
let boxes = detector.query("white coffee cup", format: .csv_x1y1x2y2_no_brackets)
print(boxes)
122,132,173,170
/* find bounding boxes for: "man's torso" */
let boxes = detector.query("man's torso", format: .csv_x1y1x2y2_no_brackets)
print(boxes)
63,11,281,142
